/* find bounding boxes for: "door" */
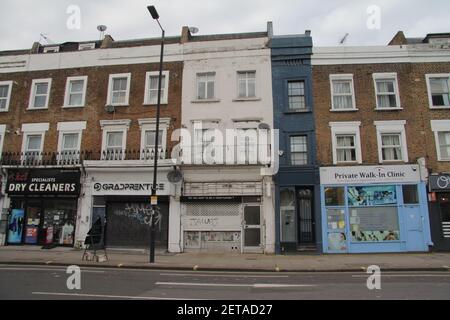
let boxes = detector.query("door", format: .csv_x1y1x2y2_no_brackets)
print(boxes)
297,189,315,245
24,205,41,244
242,205,262,253
404,205,426,252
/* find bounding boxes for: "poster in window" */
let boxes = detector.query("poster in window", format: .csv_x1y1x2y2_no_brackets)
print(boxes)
348,185,397,206
328,232,347,252
8,209,25,244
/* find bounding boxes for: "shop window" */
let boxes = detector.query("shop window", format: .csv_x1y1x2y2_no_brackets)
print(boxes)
349,206,400,242
326,209,347,251
324,187,345,206
347,185,397,206
402,185,419,204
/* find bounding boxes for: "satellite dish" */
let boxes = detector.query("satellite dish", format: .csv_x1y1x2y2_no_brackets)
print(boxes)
97,25,107,32
167,169,183,183
189,27,199,34
105,104,115,114
258,123,271,130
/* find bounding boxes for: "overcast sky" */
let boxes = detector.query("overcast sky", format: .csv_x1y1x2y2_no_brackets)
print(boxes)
1,0,449,51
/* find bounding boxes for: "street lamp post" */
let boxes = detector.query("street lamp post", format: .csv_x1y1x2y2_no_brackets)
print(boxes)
147,5,164,263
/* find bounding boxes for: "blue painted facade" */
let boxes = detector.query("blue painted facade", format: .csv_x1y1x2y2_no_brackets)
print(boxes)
321,182,432,253
270,34,322,254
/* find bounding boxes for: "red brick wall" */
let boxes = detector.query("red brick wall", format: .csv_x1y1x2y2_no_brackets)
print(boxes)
313,62,450,173
0,61,183,157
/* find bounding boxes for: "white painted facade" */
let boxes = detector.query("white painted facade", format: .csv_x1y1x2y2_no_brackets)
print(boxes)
179,36,276,254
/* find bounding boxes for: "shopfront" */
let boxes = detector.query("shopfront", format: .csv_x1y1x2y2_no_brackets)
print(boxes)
77,165,180,251
428,174,450,251
180,180,270,253
320,165,432,253
5,169,80,246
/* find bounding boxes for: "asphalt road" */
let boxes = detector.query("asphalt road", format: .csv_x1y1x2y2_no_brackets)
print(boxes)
0,264,449,300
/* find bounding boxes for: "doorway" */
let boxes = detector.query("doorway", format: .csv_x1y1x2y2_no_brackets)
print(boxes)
242,204,262,253
296,188,315,247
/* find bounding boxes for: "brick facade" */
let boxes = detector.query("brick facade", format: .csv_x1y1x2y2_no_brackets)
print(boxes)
313,62,450,174
0,61,183,156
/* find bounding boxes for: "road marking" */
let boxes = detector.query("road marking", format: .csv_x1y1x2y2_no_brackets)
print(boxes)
159,273,289,278
32,292,194,300
352,274,450,278
156,281,316,288
0,267,105,273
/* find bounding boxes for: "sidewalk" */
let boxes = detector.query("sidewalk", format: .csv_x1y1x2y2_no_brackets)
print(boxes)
1,246,450,272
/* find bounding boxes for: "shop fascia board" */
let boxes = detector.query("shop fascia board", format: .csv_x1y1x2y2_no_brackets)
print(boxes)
83,159,176,169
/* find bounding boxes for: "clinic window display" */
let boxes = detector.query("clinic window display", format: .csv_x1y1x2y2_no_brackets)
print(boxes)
324,185,402,252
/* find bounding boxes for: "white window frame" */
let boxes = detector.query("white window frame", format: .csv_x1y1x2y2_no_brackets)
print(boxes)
237,70,257,99
425,74,450,109
0,124,6,155
28,78,52,110
290,135,308,166
196,72,216,101
374,120,408,163
63,76,88,108
330,122,362,164
100,120,131,160
373,73,402,110
106,73,131,107
78,43,96,51
21,123,49,161
138,118,170,159
431,120,450,161
144,71,169,105
0,81,13,112
329,74,357,111
57,121,87,162
43,46,60,53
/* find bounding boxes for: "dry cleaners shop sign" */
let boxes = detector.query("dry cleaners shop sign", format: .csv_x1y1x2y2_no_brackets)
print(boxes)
6,170,81,196
320,165,421,185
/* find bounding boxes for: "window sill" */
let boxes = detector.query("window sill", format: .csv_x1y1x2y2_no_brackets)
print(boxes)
374,107,403,111
232,97,261,102
429,106,450,110
0,109,9,112
143,102,168,106
191,99,221,104
106,104,129,107
330,108,359,112
283,109,311,114
437,159,450,162
26,107,49,111
62,105,85,109
379,160,407,164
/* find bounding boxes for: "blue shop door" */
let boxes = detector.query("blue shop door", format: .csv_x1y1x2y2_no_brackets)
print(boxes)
404,206,426,252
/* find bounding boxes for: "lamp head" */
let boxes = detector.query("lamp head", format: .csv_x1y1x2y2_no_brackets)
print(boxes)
147,6,159,19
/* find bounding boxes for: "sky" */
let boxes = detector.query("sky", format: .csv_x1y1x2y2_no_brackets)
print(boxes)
1,0,450,51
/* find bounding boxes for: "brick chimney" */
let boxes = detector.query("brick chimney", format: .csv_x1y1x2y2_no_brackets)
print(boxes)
181,26,192,43
388,31,407,46
101,34,114,48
